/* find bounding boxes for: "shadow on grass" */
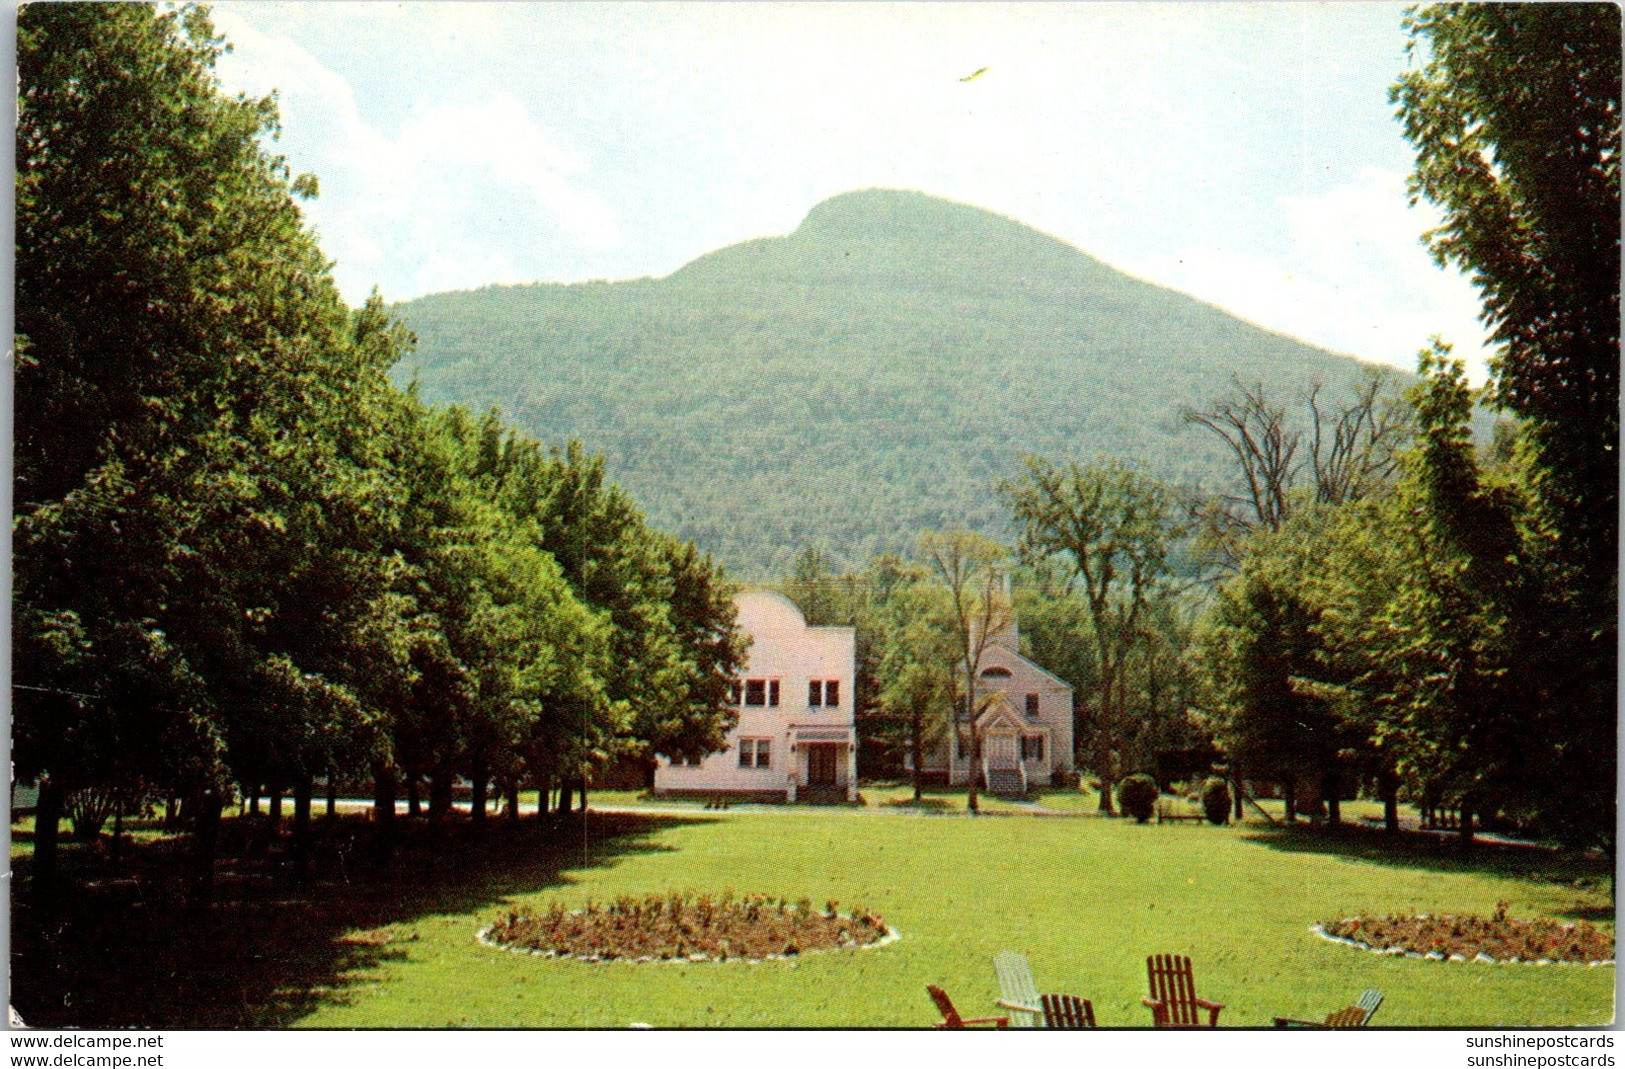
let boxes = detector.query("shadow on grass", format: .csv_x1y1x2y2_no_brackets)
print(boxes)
1239,821,1614,920
880,797,950,811
10,810,714,1028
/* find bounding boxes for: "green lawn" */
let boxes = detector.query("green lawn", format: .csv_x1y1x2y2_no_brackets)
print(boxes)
303,809,1609,1028
11,805,1612,1028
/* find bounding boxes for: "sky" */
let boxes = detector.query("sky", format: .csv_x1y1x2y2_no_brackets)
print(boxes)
210,2,1494,380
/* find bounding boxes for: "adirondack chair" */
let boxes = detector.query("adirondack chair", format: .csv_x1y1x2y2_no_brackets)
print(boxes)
1274,1005,1366,1029
927,985,1009,1029
992,951,1042,1027
1041,993,1097,1029
1143,954,1224,1028
1274,989,1384,1029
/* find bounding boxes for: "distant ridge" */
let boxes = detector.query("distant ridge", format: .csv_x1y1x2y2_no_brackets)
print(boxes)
394,188,1387,575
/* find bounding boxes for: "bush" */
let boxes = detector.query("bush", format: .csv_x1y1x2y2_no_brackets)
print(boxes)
1201,778,1231,825
1117,774,1158,823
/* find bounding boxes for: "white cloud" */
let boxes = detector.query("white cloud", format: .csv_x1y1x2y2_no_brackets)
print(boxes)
211,10,620,303
1120,169,1494,382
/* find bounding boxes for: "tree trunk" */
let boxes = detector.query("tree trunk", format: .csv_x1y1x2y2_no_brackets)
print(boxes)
31,775,64,906
1231,770,1245,821
535,771,551,821
505,782,520,824
164,793,178,830
248,785,260,816
909,710,924,801
326,774,338,820
407,776,422,818
428,769,453,822
292,778,313,880
372,767,397,867
1323,765,1341,826
189,788,223,913
558,779,575,816
1379,768,1400,834
1457,802,1474,848
1284,775,1297,823
469,760,488,824
268,784,283,831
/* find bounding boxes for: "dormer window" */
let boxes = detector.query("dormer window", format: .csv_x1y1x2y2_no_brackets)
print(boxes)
980,666,1013,678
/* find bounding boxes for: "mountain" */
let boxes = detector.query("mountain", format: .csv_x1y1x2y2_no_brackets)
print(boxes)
393,189,1389,576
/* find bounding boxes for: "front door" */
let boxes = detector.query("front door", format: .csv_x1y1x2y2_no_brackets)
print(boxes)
987,734,1017,769
808,744,838,786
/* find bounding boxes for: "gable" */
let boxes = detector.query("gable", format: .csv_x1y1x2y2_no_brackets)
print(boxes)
976,647,1074,694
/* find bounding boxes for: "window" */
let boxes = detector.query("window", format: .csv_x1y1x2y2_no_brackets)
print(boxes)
738,738,772,768
674,754,702,768
955,732,968,760
1025,693,1040,718
730,681,742,705
745,679,780,707
824,679,839,707
769,680,780,707
1022,735,1045,762
809,680,822,706
980,666,1013,678
809,679,840,707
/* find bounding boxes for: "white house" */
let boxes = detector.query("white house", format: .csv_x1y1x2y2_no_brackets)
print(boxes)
653,590,858,803
916,616,1075,795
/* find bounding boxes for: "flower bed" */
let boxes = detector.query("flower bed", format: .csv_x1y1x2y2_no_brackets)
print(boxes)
1317,906,1613,965
482,891,893,962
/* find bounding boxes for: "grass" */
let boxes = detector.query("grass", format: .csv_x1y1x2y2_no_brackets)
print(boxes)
9,804,1613,1028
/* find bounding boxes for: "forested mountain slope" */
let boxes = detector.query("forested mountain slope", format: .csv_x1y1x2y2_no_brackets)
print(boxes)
395,189,1387,575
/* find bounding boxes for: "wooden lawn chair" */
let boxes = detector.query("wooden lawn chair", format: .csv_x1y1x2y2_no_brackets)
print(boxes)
1143,954,1223,1028
1274,989,1384,1029
927,985,1009,1029
992,951,1041,1027
1040,993,1097,1029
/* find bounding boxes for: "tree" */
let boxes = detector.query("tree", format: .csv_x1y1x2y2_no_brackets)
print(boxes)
1191,507,1369,824
1393,6,1618,848
1002,459,1185,813
873,579,956,800
14,3,416,895
917,530,1013,814
1182,372,1410,571
1394,6,1619,577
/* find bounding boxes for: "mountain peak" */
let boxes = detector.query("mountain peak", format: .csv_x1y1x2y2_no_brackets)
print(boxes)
792,187,1058,250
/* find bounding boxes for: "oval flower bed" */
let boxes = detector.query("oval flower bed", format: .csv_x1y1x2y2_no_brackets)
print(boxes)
1317,907,1613,965
482,891,893,962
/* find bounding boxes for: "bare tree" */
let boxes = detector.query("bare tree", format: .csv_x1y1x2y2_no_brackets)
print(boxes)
918,529,1013,815
1183,371,1410,570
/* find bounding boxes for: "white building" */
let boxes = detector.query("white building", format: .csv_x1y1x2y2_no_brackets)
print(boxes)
653,590,857,803
916,616,1075,795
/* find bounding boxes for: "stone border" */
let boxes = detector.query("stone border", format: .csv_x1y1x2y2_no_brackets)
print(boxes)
1310,920,1615,967
477,917,901,965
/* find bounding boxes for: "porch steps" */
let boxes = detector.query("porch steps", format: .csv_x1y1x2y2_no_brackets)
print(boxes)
985,768,1026,798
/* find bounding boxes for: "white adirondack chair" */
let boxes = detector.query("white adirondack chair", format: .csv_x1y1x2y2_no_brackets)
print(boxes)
993,951,1042,1028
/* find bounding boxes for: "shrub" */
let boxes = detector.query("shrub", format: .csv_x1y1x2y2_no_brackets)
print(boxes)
1117,774,1158,823
1201,778,1231,825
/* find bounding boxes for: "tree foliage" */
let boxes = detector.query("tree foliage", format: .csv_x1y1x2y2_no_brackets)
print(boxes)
13,3,743,892
1001,459,1188,813
1393,2,1619,636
